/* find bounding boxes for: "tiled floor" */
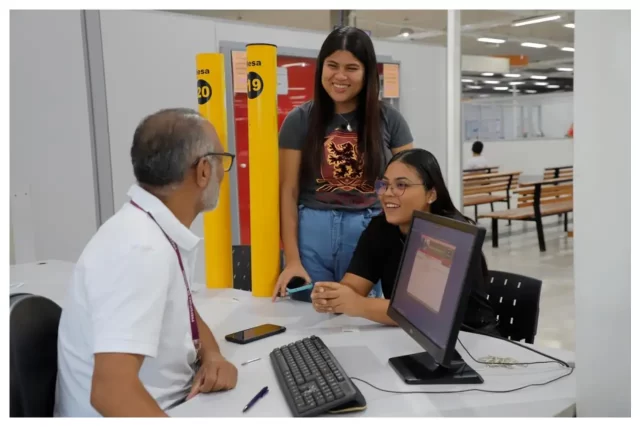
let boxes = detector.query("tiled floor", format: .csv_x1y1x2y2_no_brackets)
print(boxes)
476,215,575,352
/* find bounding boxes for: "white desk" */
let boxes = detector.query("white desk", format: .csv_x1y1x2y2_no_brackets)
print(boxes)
9,262,576,417
171,288,576,417
10,260,75,305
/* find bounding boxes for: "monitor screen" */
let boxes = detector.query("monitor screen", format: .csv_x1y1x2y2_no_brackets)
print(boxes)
390,213,478,350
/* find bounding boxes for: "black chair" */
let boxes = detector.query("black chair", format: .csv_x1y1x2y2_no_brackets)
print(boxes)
232,245,252,291
10,293,62,417
231,245,286,292
486,270,542,344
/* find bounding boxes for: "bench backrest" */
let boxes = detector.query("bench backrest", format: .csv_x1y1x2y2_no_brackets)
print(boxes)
543,165,573,181
463,171,522,197
517,179,573,209
463,166,499,176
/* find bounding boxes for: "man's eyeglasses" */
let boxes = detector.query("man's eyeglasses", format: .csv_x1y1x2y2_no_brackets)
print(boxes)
374,179,423,197
195,152,235,172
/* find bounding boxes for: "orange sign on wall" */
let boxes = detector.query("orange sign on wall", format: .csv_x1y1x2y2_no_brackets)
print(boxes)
232,51,248,93
382,63,400,98
493,54,529,67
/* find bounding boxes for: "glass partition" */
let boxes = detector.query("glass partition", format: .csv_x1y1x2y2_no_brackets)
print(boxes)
462,95,573,141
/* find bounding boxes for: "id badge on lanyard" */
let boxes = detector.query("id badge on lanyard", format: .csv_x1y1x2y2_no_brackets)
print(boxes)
130,201,201,367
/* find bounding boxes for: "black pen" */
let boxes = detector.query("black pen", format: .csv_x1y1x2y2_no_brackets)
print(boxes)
242,386,269,413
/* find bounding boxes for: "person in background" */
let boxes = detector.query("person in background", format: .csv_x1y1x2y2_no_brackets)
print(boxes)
273,26,414,302
310,148,497,334
465,140,489,170
55,109,238,417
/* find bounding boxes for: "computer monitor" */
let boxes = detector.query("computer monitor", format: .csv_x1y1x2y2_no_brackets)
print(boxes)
386,210,486,385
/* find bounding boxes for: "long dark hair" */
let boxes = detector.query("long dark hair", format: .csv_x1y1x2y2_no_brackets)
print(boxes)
387,148,489,277
387,148,466,220
301,26,382,183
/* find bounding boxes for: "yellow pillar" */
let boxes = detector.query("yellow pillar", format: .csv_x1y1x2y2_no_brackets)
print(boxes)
246,43,280,297
196,53,232,288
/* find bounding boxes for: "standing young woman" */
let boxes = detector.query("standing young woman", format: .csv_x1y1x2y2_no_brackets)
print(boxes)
273,27,414,302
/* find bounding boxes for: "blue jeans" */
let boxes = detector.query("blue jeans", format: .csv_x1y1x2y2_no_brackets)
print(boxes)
290,206,383,303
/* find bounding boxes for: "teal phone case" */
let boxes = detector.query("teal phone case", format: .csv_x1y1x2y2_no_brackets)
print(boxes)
286,283,314,294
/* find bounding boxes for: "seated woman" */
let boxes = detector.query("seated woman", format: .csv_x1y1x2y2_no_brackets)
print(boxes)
310,148,497,333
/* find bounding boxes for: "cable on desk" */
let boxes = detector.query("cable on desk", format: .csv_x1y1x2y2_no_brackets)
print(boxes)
350,367,574,395
460,327,571,368
350,329,575,395
457,338,562,368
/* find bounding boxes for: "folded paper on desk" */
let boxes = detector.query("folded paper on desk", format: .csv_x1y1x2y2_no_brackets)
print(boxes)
327,383,367,414
478,356,524,368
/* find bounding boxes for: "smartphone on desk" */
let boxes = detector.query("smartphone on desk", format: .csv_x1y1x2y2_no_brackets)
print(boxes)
225,323,286,345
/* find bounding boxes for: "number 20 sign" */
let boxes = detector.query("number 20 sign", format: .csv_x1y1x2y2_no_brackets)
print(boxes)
197,79,212,105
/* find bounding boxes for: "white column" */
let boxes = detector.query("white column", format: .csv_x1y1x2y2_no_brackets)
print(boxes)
329,10,352,29
512,87,518,138
446,10,462,209
574,10,630,416
348,10,356,27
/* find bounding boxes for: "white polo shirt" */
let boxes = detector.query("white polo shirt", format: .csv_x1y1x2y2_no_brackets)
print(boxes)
465,155,489,170
55,184,202,417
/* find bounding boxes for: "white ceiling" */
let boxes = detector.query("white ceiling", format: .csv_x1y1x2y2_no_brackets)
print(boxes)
171,9,574,64
358,10,574,63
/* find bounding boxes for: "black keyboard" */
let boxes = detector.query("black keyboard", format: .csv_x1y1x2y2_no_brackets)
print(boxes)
270,335,358,417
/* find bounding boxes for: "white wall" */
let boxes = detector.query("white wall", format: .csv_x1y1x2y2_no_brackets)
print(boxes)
574,10,630,416
172,9,332,32
10,10,98,263
540,94,573,139
99,10,447,284
462,138,573,176
100,11,218,210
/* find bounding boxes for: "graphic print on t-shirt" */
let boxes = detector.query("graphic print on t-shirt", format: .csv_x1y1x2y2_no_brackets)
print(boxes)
315,130,375,207
406,235,456,314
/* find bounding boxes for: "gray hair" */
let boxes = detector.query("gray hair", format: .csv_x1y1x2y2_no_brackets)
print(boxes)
130,108,212,190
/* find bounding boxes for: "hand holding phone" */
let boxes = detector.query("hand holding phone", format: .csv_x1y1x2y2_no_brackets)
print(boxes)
286,276,314,295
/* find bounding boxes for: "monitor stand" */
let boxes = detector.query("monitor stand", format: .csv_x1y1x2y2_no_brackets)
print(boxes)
389,349,483,385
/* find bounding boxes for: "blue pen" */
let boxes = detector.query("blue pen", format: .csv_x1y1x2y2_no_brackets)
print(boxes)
243,386,269,413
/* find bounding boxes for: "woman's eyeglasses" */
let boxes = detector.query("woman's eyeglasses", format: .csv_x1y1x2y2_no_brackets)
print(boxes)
194,152,235,172
374,179,423,197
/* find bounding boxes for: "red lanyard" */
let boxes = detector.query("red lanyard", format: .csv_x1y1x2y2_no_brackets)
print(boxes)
130,200,201,356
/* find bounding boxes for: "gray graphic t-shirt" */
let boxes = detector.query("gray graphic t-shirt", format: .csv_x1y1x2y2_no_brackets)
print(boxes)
279,101,413,211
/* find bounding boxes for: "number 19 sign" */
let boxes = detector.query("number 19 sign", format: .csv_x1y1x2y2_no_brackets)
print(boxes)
246,71,264,99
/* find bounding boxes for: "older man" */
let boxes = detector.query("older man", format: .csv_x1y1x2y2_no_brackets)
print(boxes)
55,108,237,417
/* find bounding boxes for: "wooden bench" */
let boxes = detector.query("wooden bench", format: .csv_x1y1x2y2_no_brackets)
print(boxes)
464,166,499,176
543,166,573,219
544,165,573,180
463,171,521,223
478,177,573,252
